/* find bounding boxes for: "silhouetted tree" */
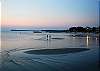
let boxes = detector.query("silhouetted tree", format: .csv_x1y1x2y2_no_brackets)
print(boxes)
69,27,77,32
69,26,99,33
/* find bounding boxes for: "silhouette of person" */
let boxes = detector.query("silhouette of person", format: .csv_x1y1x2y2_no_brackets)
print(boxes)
47,35,49,40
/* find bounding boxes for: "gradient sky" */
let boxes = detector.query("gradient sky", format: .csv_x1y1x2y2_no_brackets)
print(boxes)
1,0,99,29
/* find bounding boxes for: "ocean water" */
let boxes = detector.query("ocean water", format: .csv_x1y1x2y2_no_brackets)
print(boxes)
0,30,99,71
1,30,99,51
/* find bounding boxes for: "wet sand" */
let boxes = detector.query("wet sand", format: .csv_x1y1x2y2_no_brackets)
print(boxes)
0,48,99,71
1,32,99,71
24,48,90,55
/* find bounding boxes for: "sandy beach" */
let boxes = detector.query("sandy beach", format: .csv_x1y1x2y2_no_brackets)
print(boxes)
1,0,99,71
1,31,99,71
24,48,90,55
0,47,99,71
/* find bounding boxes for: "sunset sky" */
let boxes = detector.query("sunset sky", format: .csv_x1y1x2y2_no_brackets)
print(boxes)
1,0,99,29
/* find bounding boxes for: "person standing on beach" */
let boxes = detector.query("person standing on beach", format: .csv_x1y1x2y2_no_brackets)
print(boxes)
49,35,51,40
46,34,51,40
47,35,49,40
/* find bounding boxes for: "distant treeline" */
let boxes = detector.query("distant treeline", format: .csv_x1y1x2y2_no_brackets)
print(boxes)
68,26,100,33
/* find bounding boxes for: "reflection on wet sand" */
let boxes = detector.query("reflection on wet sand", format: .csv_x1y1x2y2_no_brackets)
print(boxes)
24,48,90,55
0,32,99,71
86,35,89,47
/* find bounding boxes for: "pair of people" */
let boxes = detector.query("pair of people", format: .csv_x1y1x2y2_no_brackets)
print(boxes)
46,35,51,40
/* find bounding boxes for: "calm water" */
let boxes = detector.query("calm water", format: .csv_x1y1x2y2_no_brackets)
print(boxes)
1,31,99,51
0,30,99,71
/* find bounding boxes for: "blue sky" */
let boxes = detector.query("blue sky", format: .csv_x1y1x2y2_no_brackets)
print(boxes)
1,0,99,29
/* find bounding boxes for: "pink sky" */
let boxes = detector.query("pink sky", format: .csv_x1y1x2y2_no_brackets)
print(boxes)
1,0,99,29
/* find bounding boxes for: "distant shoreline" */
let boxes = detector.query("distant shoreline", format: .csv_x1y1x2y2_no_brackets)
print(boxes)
11,29,66,33
10,26,100,33
11,29,99,34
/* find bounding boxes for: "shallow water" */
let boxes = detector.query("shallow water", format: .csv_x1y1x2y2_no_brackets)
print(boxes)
1,31,99,50
0,31,99,71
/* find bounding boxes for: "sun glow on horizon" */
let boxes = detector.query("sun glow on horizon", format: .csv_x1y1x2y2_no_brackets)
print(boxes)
1,0,99,29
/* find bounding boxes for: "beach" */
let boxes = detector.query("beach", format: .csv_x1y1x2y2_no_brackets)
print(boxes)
0,31,99,71
1,0,99,71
